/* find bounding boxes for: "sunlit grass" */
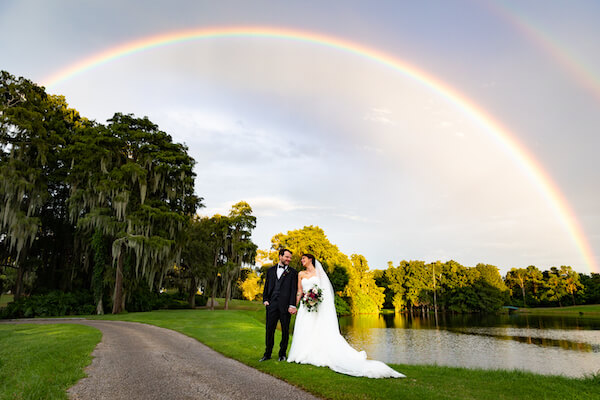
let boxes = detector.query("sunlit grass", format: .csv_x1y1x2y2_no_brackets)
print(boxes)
0,324,101,400
95,305,599,400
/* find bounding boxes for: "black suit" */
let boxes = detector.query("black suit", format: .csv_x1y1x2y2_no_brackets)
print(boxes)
262,264,298,358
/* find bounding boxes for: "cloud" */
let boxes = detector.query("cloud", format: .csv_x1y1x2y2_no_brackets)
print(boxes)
199,196,325,218
364,107,395,126
332,213,376,223
357,145,383,154
160,108,314,165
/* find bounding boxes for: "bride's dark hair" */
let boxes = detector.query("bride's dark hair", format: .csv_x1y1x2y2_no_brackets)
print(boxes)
302,253,316,267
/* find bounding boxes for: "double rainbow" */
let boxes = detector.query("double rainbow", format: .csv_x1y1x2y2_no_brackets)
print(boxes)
41,26,598,273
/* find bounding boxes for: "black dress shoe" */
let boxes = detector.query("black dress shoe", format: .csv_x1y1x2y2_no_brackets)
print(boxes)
259,356,271,362
278,356,286,361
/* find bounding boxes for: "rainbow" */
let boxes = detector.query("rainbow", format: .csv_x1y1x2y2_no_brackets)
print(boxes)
486,2,600,104
41,26,598,273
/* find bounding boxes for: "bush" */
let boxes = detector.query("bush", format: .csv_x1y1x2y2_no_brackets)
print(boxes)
195,294,208,307
335,295,351,316
125,284,162,312
153,292,208,309
0,290,94,319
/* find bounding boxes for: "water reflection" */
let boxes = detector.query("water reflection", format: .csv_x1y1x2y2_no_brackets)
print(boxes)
338,313,600,377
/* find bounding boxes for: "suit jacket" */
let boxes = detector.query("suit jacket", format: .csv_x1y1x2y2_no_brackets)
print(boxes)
262,265,298,311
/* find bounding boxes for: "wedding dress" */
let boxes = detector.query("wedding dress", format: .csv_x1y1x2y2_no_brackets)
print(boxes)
287,262,405,378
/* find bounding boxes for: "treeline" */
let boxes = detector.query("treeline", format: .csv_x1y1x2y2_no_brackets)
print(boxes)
374,261,598,313
0,70,261,316
240,226,599,315
504,265,599,307
373,261,509,313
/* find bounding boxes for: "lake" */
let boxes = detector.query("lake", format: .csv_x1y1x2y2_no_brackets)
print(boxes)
338,312,600,377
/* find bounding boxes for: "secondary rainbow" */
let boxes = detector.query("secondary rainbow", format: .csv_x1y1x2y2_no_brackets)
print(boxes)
41,26,598,273
486,2,600,104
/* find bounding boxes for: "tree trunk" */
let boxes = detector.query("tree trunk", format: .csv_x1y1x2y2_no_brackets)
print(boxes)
521,284,526,307
112,250,124,314
188,276,196,308
224,278,233,310
14,264,24,301
96,298,104,315
210,275,218,311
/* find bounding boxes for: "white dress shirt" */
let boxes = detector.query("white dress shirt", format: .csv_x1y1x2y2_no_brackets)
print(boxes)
277,264,286,279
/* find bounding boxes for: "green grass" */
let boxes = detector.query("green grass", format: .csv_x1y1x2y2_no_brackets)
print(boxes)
0,323,101,400
94,306,600,400
517,304,600,316
0,294,13,308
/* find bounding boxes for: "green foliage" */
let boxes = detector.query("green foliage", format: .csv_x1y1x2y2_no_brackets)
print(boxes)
381,260,510,314
125,282,162,312
1,291,94,318
0,324,101,400
334,294,351,316
347,254,385,314
154,291,207,309
266,225,352,297
505,265,591,308
269,225,352,274
1,71,201,313
1,71,86,300
91,229,110,313
330,265,350,294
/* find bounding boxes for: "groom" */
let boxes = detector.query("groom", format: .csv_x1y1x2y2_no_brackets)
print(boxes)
260,248,298,361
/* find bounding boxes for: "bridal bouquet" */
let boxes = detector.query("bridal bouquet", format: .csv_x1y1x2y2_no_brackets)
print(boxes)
301,284,323,312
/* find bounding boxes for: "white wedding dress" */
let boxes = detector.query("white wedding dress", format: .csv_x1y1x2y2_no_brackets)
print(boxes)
287,263,405,378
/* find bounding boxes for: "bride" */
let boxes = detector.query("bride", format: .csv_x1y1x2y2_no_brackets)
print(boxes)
287,253,405,378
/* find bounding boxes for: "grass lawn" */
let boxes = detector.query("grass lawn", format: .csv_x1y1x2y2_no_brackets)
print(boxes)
0,323,101,400
94,306,600,400
0,294,13,308
517,304,600,316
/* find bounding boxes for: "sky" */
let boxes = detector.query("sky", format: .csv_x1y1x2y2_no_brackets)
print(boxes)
1,1,599,274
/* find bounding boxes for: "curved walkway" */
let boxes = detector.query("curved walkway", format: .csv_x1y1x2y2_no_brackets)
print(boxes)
3,319,320,400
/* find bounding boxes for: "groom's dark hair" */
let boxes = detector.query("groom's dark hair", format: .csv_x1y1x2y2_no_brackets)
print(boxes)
279,248,292,257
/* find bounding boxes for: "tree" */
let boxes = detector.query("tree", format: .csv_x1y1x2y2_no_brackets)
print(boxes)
266,226,352,314
68,113,200,313
178,216,213,307
0,71,84,299
542,267,567,306
238,269,263,300
505,268,529,306
268,225,352,273
385,263,407,312
346,254,385,314
526,265,544,305
560,265,583,306
223,201,257,310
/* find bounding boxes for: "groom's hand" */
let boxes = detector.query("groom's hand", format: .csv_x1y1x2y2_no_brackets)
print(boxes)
263,301,269,306
288,306,297,314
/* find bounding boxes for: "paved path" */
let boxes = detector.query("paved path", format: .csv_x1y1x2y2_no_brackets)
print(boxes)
3,319,320,400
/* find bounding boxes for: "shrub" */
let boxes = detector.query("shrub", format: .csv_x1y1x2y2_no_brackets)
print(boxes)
335,295,351,316
0,290,94,319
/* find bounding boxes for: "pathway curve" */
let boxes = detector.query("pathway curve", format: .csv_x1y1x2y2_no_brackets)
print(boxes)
3,319,320,400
